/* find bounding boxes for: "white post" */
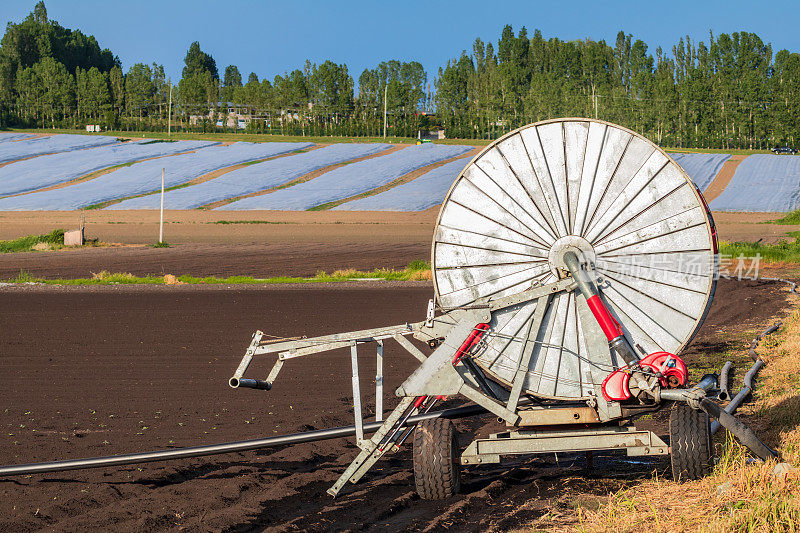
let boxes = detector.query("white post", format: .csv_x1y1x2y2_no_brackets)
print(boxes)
350,342,364,443
375,340,384,422
159,168,165,243
383,83,388,139
167,80,173,138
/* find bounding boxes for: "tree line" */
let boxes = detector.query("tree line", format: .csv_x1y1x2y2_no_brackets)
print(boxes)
436,27,800,149
2,2,800,148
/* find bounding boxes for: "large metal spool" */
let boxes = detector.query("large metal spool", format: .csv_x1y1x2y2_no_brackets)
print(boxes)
432,118,717,401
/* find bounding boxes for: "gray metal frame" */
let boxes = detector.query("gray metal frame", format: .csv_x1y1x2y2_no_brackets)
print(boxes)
461,427,669,465
229,276,668,497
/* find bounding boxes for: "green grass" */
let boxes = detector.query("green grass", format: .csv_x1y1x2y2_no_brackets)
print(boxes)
3,261,433,285
239,158,268,166
151,241,170,248
9,127,784,154
0,229,65,253
406,259,430,271
10,127,436,146
663,146,771,155
307,201,337,211
769,209,800,225
83,201,113,210
8,127,785,154
7,270,40,282
719,237,800,262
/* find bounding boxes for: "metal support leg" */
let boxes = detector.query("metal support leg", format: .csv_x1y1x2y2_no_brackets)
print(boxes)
265,359,284,385
507,296,550,412
328,396,415,497
394,332,427,363
231,331,264,380
350,342,364,444
376,340,384,422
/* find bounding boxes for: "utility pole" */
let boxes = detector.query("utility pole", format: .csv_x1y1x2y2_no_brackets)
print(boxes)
383,84,388,139
159,168,165,244
167,79,173,138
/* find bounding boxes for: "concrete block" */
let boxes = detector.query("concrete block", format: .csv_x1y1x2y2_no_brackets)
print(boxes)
64,229,84,246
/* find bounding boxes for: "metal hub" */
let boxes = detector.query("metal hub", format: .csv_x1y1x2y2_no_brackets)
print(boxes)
547,235,596,278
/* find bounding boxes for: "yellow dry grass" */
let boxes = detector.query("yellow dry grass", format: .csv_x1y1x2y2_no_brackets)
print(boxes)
328,267,432,280
331,268,358,277
521,309,800,533
407,268,433,281
91,270,137,282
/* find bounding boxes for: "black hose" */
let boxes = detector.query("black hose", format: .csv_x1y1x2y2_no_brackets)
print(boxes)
0,403,490,477
230,378,272,390
749,322,781,362
699,398,779,461
711,359,764,434
718,361,732,402
711,322,780,434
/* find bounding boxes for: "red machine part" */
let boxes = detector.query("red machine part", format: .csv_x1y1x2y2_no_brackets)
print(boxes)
586,295,623,341
380,323,491,451
601,351,688,401
452,323,490,364
580,262,691,401
417,323,491,405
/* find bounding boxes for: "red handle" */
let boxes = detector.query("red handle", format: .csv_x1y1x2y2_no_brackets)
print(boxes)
586,295,623,341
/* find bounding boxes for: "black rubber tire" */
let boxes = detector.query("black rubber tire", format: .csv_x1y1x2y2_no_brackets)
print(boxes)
669,403,713,481
413,418,460,499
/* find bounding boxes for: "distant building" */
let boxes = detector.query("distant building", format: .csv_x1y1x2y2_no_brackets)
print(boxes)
85,124,101,132
419,129,446,140
189,102,255,129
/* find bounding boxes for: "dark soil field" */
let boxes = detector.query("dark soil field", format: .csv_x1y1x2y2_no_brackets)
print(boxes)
0,278,794,531
0,242,430,280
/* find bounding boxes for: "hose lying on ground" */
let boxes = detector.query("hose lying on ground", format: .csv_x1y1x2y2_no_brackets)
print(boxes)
711,322,781,435
699,397,779,461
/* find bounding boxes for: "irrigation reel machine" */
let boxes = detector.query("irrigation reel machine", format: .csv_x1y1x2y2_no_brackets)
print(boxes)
0,118,779,499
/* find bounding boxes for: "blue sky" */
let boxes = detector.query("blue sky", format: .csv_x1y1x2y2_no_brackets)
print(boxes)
2,0,797,85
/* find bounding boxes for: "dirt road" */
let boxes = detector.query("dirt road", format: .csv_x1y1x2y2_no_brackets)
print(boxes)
1,206,799,281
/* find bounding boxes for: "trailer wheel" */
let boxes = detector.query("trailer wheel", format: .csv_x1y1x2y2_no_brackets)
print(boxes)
413,418,460,499
669,403,713,481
